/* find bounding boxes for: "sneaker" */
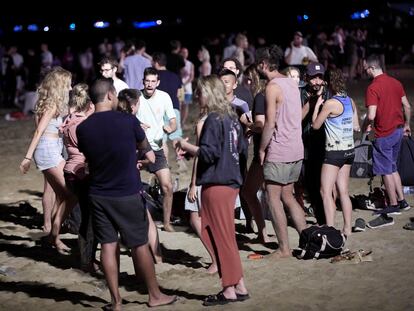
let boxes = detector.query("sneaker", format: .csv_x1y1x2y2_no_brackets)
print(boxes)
373,205,401,216
366,214,394,229
353,218,366,232
398,199,411,211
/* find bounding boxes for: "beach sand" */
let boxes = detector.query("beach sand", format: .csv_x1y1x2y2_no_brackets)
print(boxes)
1,69,413,310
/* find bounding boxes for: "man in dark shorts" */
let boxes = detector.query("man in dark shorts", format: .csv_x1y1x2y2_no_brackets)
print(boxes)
77,78,176,309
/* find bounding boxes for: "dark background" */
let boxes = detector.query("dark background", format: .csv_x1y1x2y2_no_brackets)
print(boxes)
1,0,412,53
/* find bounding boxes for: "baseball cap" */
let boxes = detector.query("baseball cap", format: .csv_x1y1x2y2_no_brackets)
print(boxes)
294,31,303,37
306,62,325,76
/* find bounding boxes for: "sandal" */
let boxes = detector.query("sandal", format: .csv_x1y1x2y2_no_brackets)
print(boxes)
236,293,250,302
203,291,237,306
403,221,414,230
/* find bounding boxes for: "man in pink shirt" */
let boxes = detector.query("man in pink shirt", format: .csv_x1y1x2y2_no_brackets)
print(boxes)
256,45,307,259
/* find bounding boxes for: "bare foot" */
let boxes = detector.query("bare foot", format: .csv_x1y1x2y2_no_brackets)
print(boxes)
42,225,51,234
163,224,176,232
206,263,218,274
154,255,163,264
265,250,291,260
148,294,177,308
53,238,71,255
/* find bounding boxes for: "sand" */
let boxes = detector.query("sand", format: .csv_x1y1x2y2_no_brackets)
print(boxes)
1,69,413,310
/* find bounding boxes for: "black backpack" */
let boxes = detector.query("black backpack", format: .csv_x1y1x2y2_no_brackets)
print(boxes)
295,225,346,260
397,135,414,186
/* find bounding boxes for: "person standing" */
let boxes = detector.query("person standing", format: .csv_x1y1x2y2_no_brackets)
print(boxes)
137,67,177,232
20,67,76,254
311,69,359,236
301,62,330,224
76,78,176,309
363,54,411,228
257,45,307,258
98,56,128,95
177,76,249,306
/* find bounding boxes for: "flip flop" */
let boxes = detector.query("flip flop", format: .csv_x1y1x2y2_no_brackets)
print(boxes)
247,253,264,260
203,291,237,306
403,221,414,230
236,293,250,302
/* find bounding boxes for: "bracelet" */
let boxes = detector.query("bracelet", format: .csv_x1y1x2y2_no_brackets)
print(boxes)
24,157,32,161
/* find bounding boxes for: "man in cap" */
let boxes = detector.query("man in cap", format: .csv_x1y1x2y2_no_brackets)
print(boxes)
300,62,330,225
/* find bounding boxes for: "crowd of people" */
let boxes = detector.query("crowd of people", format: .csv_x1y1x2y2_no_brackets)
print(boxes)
14,29,413,309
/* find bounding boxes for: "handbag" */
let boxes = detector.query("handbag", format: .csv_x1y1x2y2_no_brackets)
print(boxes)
350,132,373,178
397,135,414,186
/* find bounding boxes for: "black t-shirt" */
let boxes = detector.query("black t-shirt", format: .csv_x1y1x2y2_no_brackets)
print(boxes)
158,70,182,110
252,92,266,159
77,110,146,197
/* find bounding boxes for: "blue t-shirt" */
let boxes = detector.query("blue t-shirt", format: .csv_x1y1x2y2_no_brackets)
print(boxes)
77,110,146,197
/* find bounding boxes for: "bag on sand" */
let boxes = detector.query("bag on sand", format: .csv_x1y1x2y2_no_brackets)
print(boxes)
350,133,373,178
294,225,346,260
397,135,414,186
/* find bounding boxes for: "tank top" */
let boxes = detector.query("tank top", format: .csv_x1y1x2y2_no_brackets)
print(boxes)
265,77,304,163
324,95,354,151
44,116,63,135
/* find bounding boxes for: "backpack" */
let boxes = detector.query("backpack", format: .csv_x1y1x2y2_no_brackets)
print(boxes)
295,225,346,260
397,135,414,186
350,133,373,178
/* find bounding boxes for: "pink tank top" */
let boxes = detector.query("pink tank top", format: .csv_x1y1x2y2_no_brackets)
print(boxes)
265,77,304,163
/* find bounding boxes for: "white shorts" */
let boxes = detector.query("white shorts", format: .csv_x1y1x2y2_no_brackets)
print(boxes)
184,185,241,212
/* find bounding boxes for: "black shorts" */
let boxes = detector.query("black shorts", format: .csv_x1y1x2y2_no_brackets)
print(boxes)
324,149,355,168
89,193,148,248
146,149,168,174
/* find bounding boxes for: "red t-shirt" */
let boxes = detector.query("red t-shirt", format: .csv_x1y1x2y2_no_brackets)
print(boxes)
365,73,405,138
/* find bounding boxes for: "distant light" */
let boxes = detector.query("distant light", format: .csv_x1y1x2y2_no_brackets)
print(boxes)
116,18,123,24
303,14,309,20
13,25,23,32
297,15,303,22
27,24,38,32
94,21,110,29
132,20,161,29
69,23,76,31
351,9,370,20
43,26,50,32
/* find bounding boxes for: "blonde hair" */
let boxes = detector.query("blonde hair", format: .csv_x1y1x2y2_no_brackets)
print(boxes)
282,66,301,78
196,75,236,119
69,83,91,113
35,67,72,117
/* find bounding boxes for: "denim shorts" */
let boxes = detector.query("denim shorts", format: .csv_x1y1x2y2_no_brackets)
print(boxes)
34,136,64,171
373,127,403,175
184,94,193,105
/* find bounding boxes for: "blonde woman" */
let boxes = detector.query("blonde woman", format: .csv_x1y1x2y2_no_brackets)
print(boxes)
177,76,249,306
20,67,76,254
61,83,96,270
